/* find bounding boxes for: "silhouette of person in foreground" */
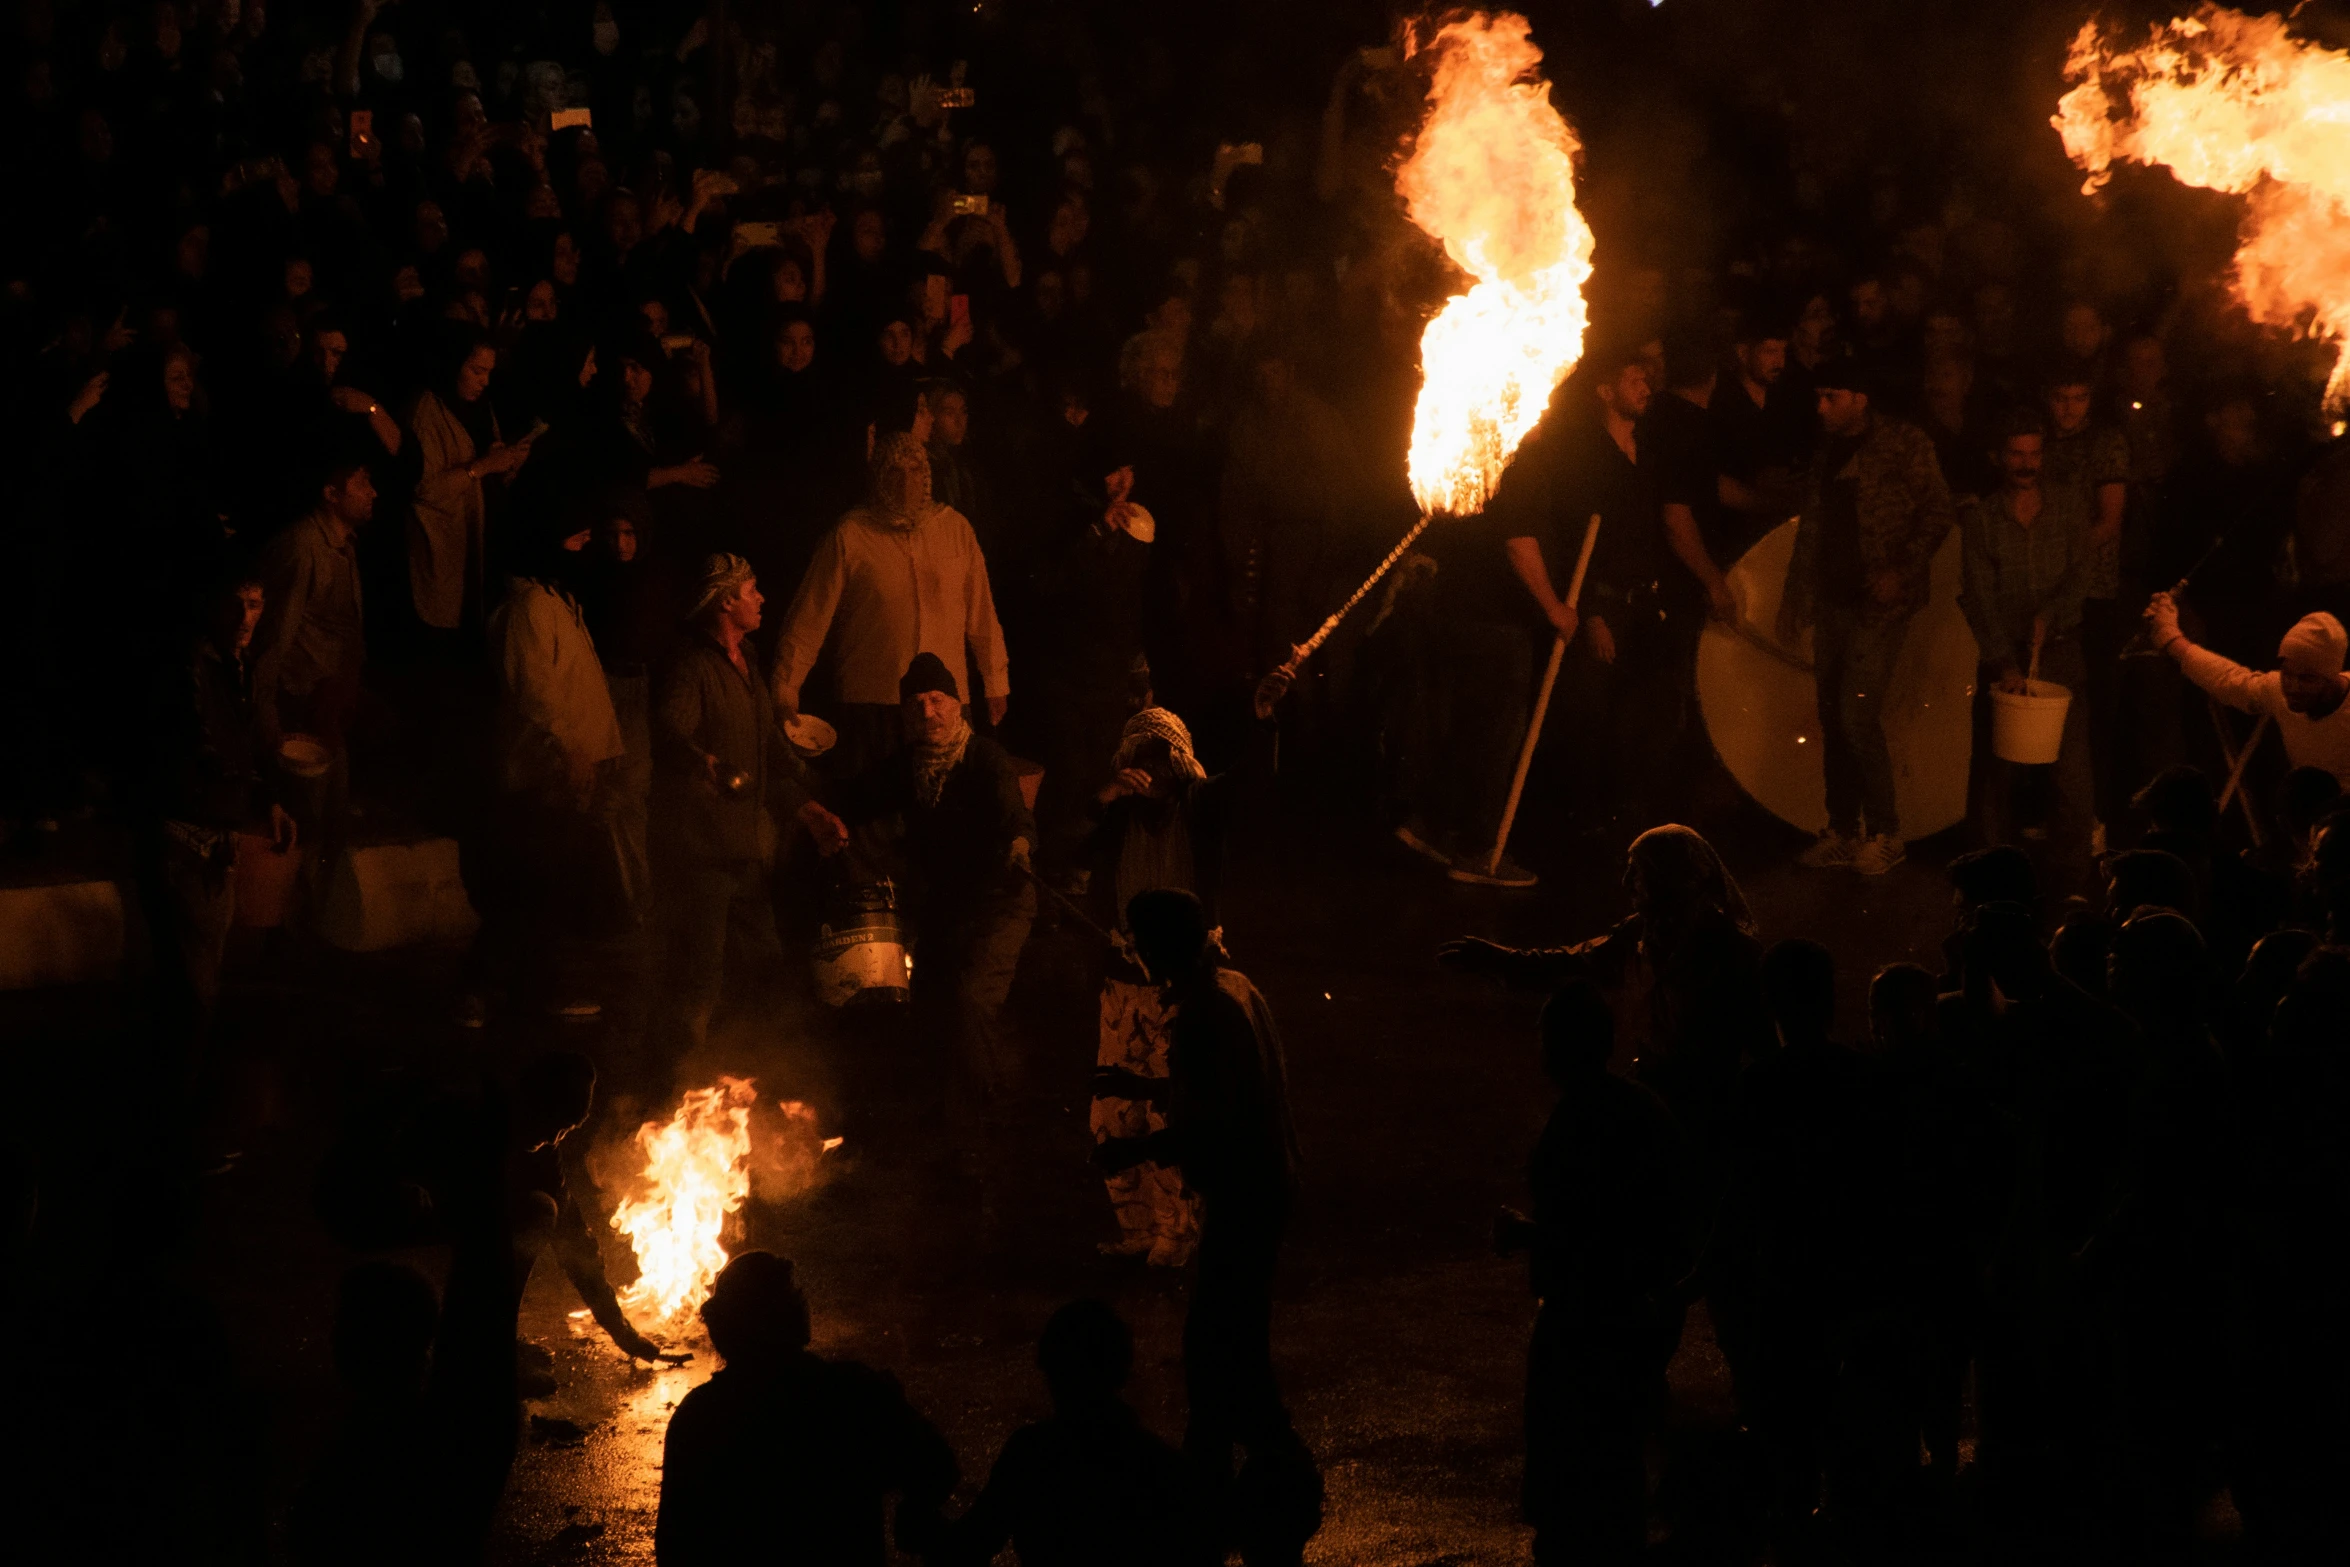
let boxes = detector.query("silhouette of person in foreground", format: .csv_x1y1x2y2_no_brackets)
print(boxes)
1496,980,1690,1566
507,1052,681,1393
933,1299,1213,1566
657,1251,956,1566
1095,888,1320,1565
292,1089,521,1565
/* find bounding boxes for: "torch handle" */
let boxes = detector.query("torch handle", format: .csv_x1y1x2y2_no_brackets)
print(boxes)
1279,511,1438,678
1483,515,1601,878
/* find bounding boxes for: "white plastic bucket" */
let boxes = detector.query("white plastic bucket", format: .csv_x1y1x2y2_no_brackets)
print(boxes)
1990,679,2072,764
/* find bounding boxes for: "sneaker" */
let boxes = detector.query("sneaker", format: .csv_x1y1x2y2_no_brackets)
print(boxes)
1853,833,1907,876
1392,821,1455,869
547,998,603,1021
1797,829,1857,868
1447,853,1539,889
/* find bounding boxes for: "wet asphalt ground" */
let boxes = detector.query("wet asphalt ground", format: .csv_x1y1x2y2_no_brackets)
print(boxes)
17,781,2205,1564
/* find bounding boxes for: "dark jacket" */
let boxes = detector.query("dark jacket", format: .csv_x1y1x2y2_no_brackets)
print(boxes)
653,631,812,864
656,1352,956,1567
937,1402,1210,1567
146,635,273,830
1163,967,1299,1212
832,732,1037,916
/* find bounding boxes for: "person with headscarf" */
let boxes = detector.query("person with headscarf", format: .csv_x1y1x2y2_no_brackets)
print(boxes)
1079,677,1290,1267
407,328,534,645
771,432,1011,776
650,554,824,1073
800,653,1037,1168
2146,598,2350,788
459,511,625,1024
1440,825,1773,1129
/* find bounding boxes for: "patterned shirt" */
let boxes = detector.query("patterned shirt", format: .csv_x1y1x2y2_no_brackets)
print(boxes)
1958,483,2094,671
2043,422,2130,599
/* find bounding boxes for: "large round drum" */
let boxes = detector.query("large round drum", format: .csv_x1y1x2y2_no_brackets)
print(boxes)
1697,519,1977,841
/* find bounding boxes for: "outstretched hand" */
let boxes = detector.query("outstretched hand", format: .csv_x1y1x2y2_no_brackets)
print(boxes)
1435,935,1515,977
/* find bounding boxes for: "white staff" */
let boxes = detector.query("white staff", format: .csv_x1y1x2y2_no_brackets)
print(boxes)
1482,514,1601,878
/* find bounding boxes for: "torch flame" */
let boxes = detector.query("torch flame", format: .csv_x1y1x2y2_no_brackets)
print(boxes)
609,1077,757,1330
1399,12,1594,516
2056,5,2350,409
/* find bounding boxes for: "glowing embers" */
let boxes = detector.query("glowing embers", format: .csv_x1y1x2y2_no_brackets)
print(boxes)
606,1082,846,1332
610,1077,758,1330
2057,6,2350,410
1398,10,1594,518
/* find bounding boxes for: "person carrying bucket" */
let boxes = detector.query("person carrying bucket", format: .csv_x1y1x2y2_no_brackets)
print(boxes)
1958,411,2098,899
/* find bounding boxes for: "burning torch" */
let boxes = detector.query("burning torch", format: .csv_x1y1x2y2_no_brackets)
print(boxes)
1275,11,1593,682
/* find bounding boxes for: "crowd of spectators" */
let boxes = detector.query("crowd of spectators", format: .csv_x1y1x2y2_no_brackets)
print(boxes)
6,0,2350,1561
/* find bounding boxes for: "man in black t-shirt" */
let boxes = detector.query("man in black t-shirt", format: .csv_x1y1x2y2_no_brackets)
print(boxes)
1545,340,1686,837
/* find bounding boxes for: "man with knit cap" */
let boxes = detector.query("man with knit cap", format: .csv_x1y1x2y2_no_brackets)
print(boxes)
803,652,1038,1162
2145,596,2350,787
771,433,1012,774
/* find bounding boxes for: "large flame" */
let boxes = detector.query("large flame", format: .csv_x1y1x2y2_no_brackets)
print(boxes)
1398,11,1594,517
2056,6,2350,408
610,1077,758,1330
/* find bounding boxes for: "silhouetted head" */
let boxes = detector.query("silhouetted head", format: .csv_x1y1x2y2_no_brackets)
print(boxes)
1962,901,2047,998
1036,1298,1132,1413
2050,911,2115,1000
1947,845,2036,917
2274,947,2350,1055
1539,981,1613,1084
2279,767,2343,843
2108,909,2207,1028
1128,888,1212,987
2132,765,2216,839
515,1052,596,1150
333,1261,439,1400
701,1251,811,1365
2236,929,2319,1046
1624,825,1752,946
1764,939,1835,1048
1869,963,1938,1053
2104,849,2198,925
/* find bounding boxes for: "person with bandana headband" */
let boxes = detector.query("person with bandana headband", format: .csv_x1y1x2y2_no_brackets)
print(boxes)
801,653,1036,1169
772,432,1011,776
650,554,827,1072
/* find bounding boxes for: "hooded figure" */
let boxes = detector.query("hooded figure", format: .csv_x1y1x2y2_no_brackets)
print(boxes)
771,432,1011,776
1440,824,1772,1132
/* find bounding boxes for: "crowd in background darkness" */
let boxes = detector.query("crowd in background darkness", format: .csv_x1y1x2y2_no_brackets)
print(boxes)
6,0,2350,1562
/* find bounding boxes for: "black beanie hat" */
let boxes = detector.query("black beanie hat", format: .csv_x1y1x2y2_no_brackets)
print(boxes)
899,651,960,702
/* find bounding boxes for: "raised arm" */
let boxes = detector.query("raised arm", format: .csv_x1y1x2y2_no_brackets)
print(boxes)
2147,591,2278,717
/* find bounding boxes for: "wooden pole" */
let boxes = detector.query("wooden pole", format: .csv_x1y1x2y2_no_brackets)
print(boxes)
2207,697,2267,847
2215,710,2272,818
1483,515,1601,878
